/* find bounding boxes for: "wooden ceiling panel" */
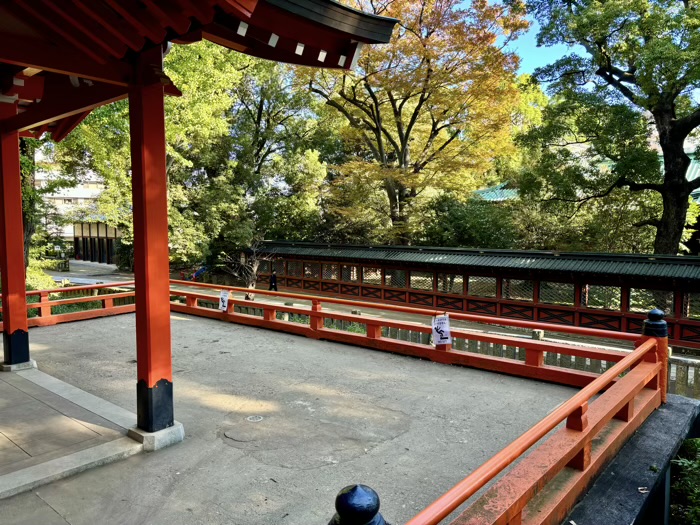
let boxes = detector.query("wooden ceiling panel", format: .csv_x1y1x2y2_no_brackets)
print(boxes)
12,0,111,64
41,0,129,59
73,0,146,52
104,0,168,43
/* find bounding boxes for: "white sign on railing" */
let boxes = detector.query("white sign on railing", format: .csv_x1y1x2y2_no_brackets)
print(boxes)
432,313,451,345
219,290,230,312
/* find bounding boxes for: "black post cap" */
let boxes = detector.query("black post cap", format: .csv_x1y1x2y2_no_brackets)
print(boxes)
328,484,389,525
642,308,668,338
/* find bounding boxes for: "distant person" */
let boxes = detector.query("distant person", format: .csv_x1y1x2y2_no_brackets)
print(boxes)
269,270,278,291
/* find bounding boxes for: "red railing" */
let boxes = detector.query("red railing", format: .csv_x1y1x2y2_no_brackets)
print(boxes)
407,337,665,525
169,280,639,388
167,280,667,524
0,281,136,331
2,280,667,524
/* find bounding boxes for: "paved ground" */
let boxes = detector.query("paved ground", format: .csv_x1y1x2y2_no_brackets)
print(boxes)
0,373,125,477
1,313,575,525
46,260,132,284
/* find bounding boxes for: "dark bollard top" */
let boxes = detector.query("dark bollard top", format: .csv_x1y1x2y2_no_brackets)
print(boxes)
643,308,668,338
648,309,665,322
329,484,388,525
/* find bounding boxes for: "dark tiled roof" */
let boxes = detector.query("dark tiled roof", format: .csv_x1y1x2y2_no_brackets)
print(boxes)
261,241,700,281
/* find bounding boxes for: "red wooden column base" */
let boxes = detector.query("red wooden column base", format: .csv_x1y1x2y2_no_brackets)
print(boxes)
129,47,174,432
0,103,30,366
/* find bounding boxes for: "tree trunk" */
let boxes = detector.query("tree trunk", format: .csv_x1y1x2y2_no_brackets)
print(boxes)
383,177,413,245
652,111,693,255
653,184,691,254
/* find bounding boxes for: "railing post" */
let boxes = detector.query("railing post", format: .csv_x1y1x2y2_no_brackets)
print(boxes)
103,297,114,310
525,348,543,367
263,306,276,322
367,323,382,339
613,398,634,422
39,292,51,318
566,402,591,470
310,300,323,331
186,295,197,308
642,308,669,404
329,485,390,525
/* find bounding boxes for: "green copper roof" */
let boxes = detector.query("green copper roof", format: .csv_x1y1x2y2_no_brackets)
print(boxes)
261,241,700,281
473,182,519,202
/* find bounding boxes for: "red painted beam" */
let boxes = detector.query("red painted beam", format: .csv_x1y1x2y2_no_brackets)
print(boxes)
1,74,44,103
0,33,131,86
173,0,215,24
73,0,146,52
0,77,127,133
214,0,258,18
142,0,192,35
104,0,168,43
11,0,109,65
202,21,355,70
249,2,359,50
40,1,129,59
51,111,91,143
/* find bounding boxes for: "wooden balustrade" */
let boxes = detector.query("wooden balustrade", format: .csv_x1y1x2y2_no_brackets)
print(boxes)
167,281,669,525
407,338,663,525
0,282,136,331
168,282,643,389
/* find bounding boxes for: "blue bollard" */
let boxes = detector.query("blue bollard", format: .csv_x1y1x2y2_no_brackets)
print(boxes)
643,308,668,337
328,484,390,525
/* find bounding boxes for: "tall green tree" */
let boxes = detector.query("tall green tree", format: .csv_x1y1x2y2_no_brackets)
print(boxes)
21,138,80,266
199,60,331,263
56,41,248,268
307,0,528,244
524,0,700,254
421,194,519,249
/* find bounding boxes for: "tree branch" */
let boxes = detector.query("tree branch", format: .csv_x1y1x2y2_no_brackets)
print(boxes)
634,218,661,228
595,67,640,106
674,107,700,140
545,175,662,210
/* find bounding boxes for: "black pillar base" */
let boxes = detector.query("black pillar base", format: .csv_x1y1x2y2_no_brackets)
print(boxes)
3,329,29,365
136,378,174,432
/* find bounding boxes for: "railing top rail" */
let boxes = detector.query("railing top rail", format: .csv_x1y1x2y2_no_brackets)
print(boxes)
169,280,639,342
26,281,135,296
32,291,135,308
403,337,658,525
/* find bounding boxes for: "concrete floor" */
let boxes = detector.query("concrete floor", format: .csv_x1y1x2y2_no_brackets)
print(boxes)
1,313,576,525
0,373,125,476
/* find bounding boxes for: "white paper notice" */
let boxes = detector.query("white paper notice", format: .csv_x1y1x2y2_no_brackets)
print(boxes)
219,290,230,312
432,314,451,345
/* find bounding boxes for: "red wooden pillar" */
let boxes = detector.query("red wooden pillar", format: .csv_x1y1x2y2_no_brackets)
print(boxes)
0,102,30,366
129,47,174,432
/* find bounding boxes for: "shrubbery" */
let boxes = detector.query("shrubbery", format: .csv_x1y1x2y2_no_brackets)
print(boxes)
671,438,700,524
26,265,59,291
